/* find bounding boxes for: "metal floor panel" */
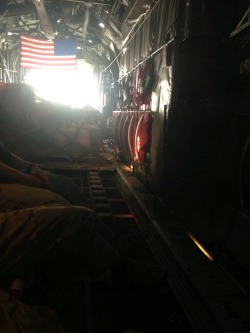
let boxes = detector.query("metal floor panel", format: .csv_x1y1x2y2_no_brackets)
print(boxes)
115,164,250,333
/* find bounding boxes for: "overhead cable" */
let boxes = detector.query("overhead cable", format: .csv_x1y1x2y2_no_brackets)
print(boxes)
101,0,161,74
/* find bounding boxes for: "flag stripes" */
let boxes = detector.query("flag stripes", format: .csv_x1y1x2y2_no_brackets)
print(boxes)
21,34,77,70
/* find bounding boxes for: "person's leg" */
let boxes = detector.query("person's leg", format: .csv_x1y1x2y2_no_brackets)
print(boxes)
47,174,115,241
47,173,89,207
0,183,70,212
0,182,115,242
0,204,119,282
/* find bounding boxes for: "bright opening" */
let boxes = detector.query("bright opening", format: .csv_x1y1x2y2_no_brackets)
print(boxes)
24,60,100,109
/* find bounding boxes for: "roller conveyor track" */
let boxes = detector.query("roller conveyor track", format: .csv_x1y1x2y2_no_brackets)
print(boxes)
85,169,197,333
88,170,141,234
40,165,195,333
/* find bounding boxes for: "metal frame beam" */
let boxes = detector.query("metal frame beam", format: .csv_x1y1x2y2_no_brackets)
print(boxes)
32,0,55,39
230,6,250,38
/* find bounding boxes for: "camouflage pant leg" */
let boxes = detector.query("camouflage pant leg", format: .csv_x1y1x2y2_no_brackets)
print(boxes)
0,204,118,281
47,173,89,207
0,183,70,212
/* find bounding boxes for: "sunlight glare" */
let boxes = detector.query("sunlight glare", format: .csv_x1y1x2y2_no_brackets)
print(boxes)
25,61,100,109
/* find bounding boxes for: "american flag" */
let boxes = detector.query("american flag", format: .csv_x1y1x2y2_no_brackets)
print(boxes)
21,34,77,70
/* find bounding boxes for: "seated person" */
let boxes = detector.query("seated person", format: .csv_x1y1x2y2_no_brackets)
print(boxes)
0,139,118,284
0,139,89,207
0,139,160,333
0,140,149,284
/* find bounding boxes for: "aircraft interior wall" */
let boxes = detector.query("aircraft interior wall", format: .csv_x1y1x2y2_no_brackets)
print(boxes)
113,3,250,330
